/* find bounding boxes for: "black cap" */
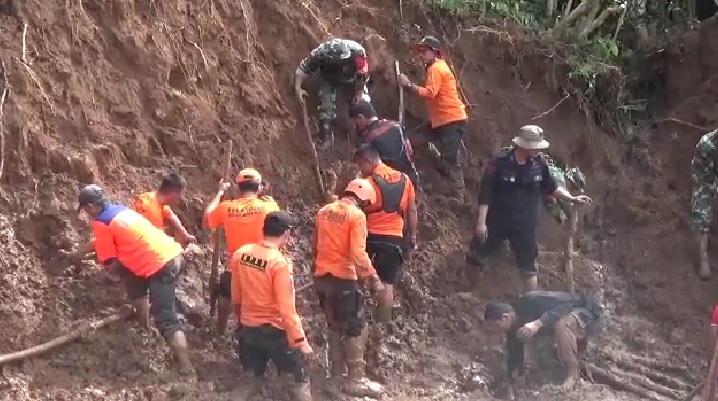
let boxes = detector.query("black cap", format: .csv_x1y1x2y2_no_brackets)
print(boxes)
413,36,442,51
349,100,377,118
77,184,104,210
263,211,296,236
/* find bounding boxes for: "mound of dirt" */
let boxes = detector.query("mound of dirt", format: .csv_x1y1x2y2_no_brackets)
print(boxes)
0,0,714,400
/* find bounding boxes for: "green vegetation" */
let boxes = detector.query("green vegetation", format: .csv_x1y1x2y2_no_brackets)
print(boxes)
425,0,699,130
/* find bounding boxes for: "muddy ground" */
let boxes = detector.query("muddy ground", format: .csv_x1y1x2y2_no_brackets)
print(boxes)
0,0,715,400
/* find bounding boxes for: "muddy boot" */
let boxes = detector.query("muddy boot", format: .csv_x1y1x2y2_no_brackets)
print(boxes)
447,165,465,194
317,120,335,151
216,297,231,335
554,315,585,390
699,233,711,280
328,330,346,377
374,305,393,323
132,297,150,328
169,331,195,376
230,376,263,400
342,330,383,398
287,381,313,401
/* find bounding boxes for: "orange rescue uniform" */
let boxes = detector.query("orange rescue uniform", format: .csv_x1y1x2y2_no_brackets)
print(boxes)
416,58,467,129
131,191,174,229
206,197,280,258
314,198,376,281
230,242,307,347
92,203,182,277
364,163,416,237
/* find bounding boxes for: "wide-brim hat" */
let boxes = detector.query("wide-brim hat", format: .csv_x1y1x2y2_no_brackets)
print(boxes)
512,125,549,150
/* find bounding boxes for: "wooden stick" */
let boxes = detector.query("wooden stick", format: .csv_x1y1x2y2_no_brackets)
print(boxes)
301,101,326,197
685,381,703,401
565,206,578,293
399,0,404,20
208,140,233,317
394,60,404,126
0,306,133,365
21,23,27,63
701,339,718,401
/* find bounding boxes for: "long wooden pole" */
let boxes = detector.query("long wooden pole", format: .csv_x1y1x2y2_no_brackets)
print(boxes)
208,140,233,317
301,102,326,197
395,60,404,126
565,206,579,293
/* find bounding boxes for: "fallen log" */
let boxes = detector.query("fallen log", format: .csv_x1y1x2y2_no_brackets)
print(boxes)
585,363,670,401
0,305,133,366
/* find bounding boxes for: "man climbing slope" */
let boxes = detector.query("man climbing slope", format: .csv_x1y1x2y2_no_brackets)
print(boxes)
312,178,384,398
132,172,195,246
350,100,420,188
70,185,194,375
203,168,280,335
230,211,313,401
355,144,418,323
397,36,467,197
466,126,591,293
691,129,718,280
484,291,603,397
295,38,371,150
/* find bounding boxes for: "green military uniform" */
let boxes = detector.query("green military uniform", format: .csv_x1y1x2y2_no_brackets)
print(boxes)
691,130,718,279
495,146,586,223
297,38,370,148
692,130,718,233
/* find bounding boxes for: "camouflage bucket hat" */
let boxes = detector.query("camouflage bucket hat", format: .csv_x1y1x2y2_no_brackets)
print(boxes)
512,125,549,150
565,167,586,191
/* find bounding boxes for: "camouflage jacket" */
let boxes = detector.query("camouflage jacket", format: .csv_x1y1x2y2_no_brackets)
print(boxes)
496,146,586,223
298,39,368,84
694,129,718,172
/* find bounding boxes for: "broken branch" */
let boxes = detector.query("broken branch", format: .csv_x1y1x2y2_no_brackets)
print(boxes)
0,306,133,365
585,363,670,401
0,60,9,183
532,93,570,120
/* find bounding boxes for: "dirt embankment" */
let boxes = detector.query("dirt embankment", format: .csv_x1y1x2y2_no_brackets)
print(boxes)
0,0,715,400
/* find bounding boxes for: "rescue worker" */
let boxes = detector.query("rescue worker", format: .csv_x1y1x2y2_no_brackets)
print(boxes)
350,100,421,188
131,172,195,246
354,144,418,323
203,168,280,335
67,185,194,375
691,129,718,280
541,160,587,226
294,38,371,150
466,126,591,293
312,178,385,398
230,211,313,401
483,291,603,397
397,36,467,197
69,172,195,279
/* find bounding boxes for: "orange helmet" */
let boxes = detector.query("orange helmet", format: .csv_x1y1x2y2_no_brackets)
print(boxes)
344,178,376,205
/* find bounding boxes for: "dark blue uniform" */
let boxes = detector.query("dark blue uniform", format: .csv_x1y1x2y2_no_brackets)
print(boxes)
358,118,420,189
467,148,558,276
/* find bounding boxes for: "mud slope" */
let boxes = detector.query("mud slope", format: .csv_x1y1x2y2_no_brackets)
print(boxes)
0,0,712,400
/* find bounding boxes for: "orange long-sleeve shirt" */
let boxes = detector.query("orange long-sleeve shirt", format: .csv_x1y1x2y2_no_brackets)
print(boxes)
131,191,174,230
314,198,376,280
230,242,307,348
416,58,467,129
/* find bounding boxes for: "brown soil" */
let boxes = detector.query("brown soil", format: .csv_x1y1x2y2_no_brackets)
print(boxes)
0,0,715,400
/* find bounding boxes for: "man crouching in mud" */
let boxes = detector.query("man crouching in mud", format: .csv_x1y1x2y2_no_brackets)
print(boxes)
69,185,195,376
483,291,603,398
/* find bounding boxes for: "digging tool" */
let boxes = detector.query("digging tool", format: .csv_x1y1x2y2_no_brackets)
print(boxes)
395,60,405,126
301,101,326,198
209,140,233,317
565,206,579,294
0,305,133,366
701,340,718,401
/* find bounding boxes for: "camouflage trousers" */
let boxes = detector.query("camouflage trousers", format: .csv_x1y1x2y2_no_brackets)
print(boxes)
317,78,370,122
691,155,717,233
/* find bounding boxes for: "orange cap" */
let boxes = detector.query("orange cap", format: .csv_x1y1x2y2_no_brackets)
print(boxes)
236,168,262,184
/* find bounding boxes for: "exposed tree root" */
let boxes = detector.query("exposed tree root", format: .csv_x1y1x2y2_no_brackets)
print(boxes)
0,306,134,366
